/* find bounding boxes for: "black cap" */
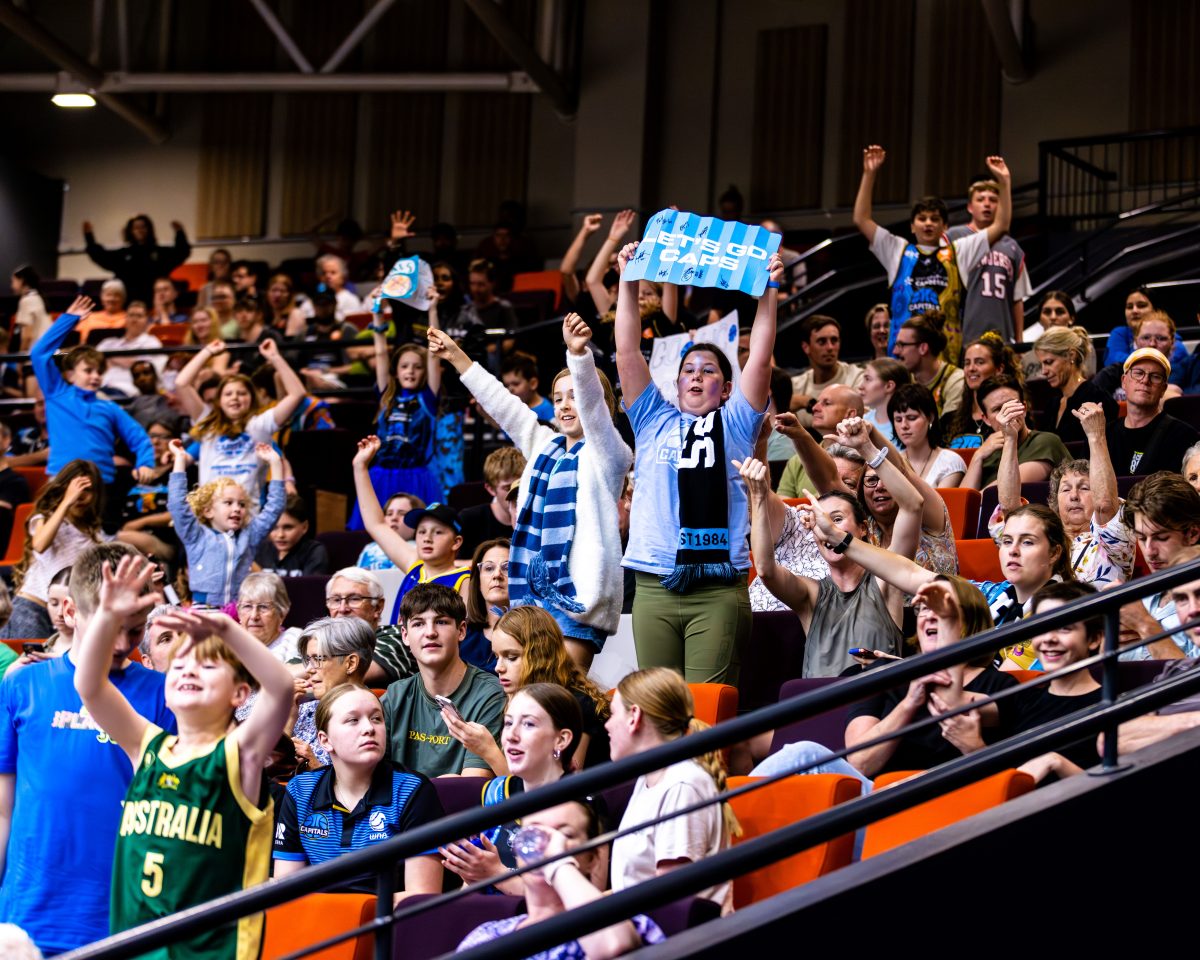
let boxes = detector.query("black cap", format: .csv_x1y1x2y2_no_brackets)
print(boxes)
404,502,460,533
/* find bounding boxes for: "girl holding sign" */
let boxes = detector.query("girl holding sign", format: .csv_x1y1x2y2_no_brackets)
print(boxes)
428,314,632,671
615,240,783,684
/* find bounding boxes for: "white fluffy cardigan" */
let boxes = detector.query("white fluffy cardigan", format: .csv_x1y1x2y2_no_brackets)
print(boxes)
460,349,633,635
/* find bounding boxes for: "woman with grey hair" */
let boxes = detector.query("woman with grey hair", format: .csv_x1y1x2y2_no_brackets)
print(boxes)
748,441,867,612
290,616,377,767
237,571,301,664
1184,441,1200,494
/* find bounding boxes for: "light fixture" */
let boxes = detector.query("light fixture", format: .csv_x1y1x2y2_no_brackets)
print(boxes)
51,71,95,108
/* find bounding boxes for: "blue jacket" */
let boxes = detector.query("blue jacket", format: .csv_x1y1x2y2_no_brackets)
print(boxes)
1103,324,1189,368
168,472,286,605
31,311,156,482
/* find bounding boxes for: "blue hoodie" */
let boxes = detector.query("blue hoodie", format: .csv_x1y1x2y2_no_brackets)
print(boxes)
168,472,286,605
31,310,155,482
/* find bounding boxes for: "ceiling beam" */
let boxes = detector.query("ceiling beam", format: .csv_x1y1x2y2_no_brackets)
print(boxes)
980,0,1031,83
0,71,539,93
0,0,169,143
246,0,313,73
320,0,397,74
461,0,575,117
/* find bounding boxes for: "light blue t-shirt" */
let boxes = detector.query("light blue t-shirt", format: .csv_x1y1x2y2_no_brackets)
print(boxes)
622,385,767,576
0,653,175,954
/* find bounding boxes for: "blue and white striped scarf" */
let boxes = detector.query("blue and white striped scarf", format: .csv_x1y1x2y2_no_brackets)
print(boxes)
508,435,586,617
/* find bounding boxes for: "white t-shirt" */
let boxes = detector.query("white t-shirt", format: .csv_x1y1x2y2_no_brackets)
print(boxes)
99,333,165,397
196,407,279,505
612,759,731,910
870,226,991,286
922,447,968,488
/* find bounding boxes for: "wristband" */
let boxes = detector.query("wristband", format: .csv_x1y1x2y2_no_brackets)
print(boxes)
830,530,854,555
368,323,389,334
867,447,888,469
766,281,780,289
543,856,580,886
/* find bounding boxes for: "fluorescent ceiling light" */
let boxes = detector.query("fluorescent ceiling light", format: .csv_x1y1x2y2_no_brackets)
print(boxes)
52,92,96,107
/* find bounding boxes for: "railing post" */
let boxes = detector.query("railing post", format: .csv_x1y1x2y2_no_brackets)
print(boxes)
375,867,395,960
1100,608,1122,771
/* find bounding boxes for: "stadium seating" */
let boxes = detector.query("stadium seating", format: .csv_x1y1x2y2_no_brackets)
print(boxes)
936,487,982,539
0,502,34,566
511,270,564,310
741,611,808,714
860,768,1035,859
726,774,860,907
261,892,376,960
689,683,738,727
769,677,861,754
149,323,189,345
955,539,1005,582
316,530,374,571
282,575,333,628
13,466,47,497
170,263,210,292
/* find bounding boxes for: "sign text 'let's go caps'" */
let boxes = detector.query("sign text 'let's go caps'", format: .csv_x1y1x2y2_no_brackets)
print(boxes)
623,209,781,298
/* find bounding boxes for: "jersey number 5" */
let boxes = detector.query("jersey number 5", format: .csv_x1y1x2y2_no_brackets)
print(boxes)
142,851,165,898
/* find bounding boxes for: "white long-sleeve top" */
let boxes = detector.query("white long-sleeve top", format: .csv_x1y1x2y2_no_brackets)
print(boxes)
461,350,633,636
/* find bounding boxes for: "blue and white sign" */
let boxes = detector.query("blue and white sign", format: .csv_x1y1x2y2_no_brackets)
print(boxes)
624,209,781,297
373,255,434,313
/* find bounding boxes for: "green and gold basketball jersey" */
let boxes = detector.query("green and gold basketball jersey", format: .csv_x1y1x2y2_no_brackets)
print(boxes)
111,727,273,960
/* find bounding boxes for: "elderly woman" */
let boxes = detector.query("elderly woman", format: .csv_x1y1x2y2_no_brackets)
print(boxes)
289,615,377,768
324,566,415,687
237,571,302,663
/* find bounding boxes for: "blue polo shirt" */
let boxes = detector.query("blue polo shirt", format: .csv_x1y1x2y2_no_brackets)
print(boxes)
0,653,174,955
273,761,443,888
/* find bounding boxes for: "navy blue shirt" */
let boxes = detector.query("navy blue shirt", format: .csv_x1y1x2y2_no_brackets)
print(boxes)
273,760,443,888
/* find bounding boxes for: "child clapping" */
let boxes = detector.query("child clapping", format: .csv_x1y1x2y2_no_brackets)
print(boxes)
168,439,285,606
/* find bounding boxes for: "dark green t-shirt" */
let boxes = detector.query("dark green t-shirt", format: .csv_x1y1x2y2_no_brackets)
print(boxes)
382,663,506,777
979,430,1070,488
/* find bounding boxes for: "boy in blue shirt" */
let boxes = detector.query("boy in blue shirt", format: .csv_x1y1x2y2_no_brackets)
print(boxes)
0,542,175,955
31,295,157,502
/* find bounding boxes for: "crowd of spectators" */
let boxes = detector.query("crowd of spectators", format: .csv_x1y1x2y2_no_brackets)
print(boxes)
1,148,1200,959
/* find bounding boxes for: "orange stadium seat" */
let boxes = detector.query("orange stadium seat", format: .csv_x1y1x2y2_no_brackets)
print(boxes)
1008,670,1043,684
13,467,48,498
1,503,35,566
861,768,1035,859
261,892,375,960
511,270,564,310
955,538,1004,582
150,323,189,345
169,262,210,292
936,487,981,540
956,447,977,468
689,683,738,727
727,774,860,907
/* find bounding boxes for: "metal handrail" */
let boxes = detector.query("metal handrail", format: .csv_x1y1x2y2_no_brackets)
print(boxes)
57,557,1200,960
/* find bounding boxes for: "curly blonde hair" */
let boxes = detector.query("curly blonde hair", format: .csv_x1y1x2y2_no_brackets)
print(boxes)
185,478,248,527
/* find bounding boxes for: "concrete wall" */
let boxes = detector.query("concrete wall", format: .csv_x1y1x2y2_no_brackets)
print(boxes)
0,0,1140,280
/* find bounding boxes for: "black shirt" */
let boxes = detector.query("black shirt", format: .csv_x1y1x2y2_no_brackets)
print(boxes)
0,466,31,550
457,503,513,559
254,537,331,577
574,690,611,771
846,665,1018,775
1041,380,1119,447
1104,413,1199,476
1006,685,1103,772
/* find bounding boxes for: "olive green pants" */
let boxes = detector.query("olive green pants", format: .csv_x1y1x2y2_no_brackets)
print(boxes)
631,572,751,686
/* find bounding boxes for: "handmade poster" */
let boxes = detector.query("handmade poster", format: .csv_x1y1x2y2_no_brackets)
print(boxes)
623,209,781,297
372,255,434,312
649,312,741,408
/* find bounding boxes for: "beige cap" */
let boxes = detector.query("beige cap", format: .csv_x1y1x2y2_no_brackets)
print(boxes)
1123,347,1171,376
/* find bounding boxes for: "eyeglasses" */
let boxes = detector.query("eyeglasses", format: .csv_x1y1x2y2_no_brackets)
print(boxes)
862,476,883,489
479,562,510,575
302,654,344,669
326,594,378,609
892,340,918,350
1127,368,1166,385
236,602,276,615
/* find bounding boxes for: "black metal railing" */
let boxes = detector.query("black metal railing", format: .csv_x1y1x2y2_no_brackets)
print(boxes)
54,556,1200,960
1039,126,1200,229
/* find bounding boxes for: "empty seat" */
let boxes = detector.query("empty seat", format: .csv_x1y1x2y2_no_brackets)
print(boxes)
13,466,47,498
170,263,211,292
431,776,487,816
511,270,564,310
935,487,981,540
955,539,1004,582
317,530,374,571
689,683,738,727
283,574,332,628
261,892,375,960
150,323,189,345
392,893,525,960
861,768,1035,859
727,774,860,907
0,503,35,566
769,677,860,754
448,481,491,511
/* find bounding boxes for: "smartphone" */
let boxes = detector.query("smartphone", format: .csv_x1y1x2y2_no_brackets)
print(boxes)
433,695,462,721
22,642,46,655
849,647,878,661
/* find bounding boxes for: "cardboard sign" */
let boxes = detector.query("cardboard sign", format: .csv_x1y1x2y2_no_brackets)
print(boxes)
373,255,434,312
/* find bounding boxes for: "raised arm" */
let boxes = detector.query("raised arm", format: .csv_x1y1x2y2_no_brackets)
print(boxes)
163,220,192,272
838,418,921,560
803,487,937,596
31,295,93,394
73,556,163,764
585,209,635,314
739,254,782,410
82,221,122,271
995,400,1026,514
564,314,632,479
852,146,886,244
961,428,1005,491
982,157,1013,246
739,457,817,619
424,299,443,398
259,339,307,426
613,241,652,406
31,474,93,554
773,412,841,494
174,339,226,419
868,422,950,536
560,214,602,304
1076,402,1119,525
352,436,417,570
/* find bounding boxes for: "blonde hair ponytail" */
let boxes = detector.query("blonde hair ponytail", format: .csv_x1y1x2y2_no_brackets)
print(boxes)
687,717,742,839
